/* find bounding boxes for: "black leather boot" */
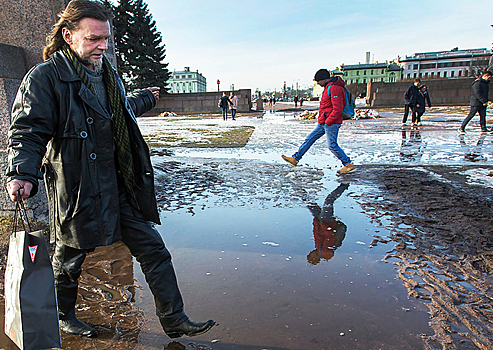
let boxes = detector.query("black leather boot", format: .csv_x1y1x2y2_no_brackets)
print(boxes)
164,319,215,338
59,315,98,337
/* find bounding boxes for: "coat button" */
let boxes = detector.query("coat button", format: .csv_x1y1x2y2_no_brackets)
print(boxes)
86,117,94,124
89,153,97,160
80,131,88,138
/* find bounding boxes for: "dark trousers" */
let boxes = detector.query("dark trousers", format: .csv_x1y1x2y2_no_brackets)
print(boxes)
402,104,415,123
52,187,188,330
461,105,487,131
412,111,424,124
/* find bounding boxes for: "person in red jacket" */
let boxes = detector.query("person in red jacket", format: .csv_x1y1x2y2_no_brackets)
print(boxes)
306,183,349,265
281,68,355,175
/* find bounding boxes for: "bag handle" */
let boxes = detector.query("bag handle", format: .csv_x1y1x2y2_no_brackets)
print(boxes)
12,190,32,236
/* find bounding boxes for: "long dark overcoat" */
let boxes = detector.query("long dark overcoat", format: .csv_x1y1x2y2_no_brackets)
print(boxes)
7,51,160,249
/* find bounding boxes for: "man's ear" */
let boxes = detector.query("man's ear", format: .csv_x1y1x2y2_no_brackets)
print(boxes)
61,27,73,45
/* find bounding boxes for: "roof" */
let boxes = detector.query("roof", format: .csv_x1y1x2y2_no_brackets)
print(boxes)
340,62,402,71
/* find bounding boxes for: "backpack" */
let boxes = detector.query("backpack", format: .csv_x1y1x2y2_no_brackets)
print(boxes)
218,98,223,108
326,85,355,119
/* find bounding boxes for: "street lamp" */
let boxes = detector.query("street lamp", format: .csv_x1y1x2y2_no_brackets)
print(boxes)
217,79,220,91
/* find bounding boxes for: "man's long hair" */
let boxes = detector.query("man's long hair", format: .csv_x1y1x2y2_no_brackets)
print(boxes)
43,0,113,60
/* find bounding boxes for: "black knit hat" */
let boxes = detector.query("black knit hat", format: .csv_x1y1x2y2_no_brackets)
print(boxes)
314,68,331,81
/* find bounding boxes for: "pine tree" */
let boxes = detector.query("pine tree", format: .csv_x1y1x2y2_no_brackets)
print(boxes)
113,0,169,92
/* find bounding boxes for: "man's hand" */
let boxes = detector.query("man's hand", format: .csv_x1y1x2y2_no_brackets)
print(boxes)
148,87,160,102
6,180,33,201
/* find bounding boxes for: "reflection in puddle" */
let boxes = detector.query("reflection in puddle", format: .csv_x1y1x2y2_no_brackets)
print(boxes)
306,183,349,265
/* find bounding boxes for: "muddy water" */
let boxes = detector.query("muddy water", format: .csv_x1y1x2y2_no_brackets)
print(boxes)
3,107,493,349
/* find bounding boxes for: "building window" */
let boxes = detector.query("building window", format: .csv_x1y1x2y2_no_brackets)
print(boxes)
437,72,440,77
356,71,359,76
364,70,366,75
344,72,348,76
443,71,447,77
459,70,462,77
451,71,455,77
419,73,422,78
431,72,434,77
408,65,411,69
413,64,419,69
371,70,374,74
425,72,428,77
414,73,417,78
381,69,384,74
407,73,411,78
363,79,366,83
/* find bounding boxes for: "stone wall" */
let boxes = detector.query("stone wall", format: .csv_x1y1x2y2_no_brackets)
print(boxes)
145,89,252,116
367,78,493,107
0,44,29,149
0,0,65,69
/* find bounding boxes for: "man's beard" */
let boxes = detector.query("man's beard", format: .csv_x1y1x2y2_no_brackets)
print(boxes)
74,49,104,74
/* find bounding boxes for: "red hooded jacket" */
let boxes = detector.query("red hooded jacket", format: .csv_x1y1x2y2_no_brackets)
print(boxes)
318,76,346,125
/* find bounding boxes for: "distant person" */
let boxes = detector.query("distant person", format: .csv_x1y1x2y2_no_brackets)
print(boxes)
300,97,304,107
402,78,421,127
306,184,349,265
281,68,355,175
458,70,492,134
294,95,299,107
219,91,232,120
412,85,432,126
269,96,273,106
272,96,276,105
229,91,238,120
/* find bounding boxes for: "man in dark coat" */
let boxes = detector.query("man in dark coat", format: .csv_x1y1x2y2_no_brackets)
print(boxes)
402,78,421,126
459,70,492,134
6,0,214,340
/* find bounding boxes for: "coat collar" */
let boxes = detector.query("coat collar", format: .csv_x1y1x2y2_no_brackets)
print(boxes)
51,51,111,118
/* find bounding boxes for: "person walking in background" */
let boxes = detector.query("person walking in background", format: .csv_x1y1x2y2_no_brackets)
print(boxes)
229,91,238,120
458,70,492,134
5,0,214,340
300,96,304,107
412,85,432,126
281,68,355,176
294,95,299,108
219,91,232,120
402,78,421,127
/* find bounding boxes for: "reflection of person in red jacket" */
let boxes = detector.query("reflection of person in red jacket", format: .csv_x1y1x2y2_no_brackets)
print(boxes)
282,68,354,175
307,183,349,265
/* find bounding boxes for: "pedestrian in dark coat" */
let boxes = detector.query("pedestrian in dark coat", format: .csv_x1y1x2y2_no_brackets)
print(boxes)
413,85,432,126
459,71,492,133
6,0,214,340
402,78,421,126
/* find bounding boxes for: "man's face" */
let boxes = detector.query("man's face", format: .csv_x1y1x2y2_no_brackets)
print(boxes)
316,78,330,87
483,74,492,81
62,17,110,71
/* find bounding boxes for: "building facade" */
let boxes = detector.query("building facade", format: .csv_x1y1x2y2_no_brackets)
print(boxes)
399,48,491,79
340,62,403,84
169,67,207,93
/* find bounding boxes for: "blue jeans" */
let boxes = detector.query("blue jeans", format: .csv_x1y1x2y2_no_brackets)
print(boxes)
293,123,350,165
231,109,237,119
222,107,228,120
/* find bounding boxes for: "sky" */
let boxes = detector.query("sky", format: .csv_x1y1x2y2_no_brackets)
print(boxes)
136,0,492,92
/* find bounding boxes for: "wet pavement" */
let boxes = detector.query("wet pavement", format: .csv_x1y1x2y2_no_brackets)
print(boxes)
2,105,493,349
